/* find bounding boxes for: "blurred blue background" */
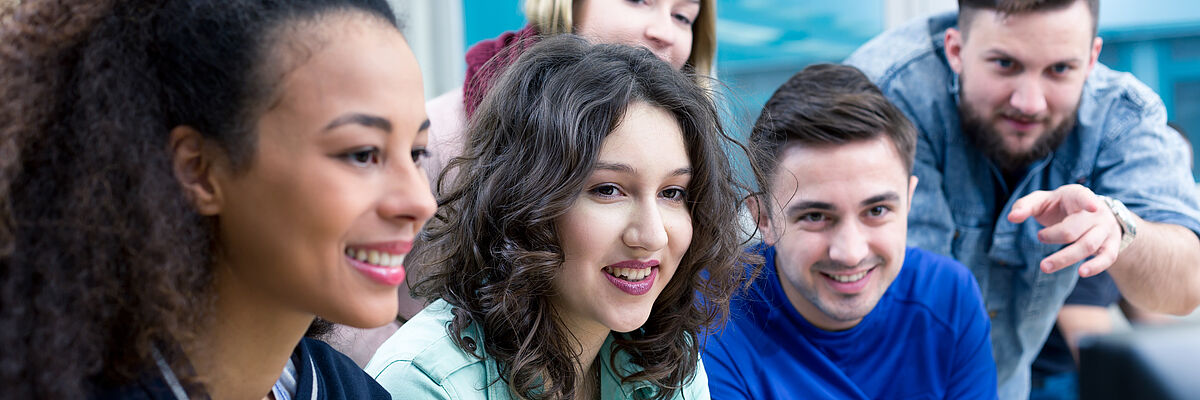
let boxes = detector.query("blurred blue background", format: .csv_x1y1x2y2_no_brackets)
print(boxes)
401,0,1200,178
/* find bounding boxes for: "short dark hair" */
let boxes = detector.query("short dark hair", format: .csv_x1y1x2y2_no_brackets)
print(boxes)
415,35,757,400
750,63,917,195
958,0,1100,37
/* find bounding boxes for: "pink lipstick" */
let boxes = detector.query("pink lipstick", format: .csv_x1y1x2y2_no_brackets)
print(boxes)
603,260,659,296
345,240,412,286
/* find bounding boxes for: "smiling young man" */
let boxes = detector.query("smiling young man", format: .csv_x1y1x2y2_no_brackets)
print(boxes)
702,64,997,400
845,1,1200,398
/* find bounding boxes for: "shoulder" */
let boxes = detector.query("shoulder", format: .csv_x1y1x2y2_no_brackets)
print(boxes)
703,245,788,363
1079,64,1171,143
845,12,956,88
724,245,783,325
678,356,710,400
424,88,468,190
892,247,985,325
898,247,980,296
88,374,180,400
297,338,391,399
426,88,466,134
365,300,488,399
1084,64,1165,115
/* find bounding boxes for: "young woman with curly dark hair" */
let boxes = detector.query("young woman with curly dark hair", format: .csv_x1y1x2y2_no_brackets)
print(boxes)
0,0,435,398
365,35,759,400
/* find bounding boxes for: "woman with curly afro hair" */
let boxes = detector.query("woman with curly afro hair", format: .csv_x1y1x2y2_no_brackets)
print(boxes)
365,35,762,400
0,0,435,398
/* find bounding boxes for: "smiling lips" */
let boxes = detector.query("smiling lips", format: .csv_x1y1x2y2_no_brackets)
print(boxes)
603,260,659,296
345,241,411,286
820,267,874,294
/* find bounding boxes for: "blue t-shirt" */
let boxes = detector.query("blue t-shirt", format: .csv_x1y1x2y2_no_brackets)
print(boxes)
703,246,997,399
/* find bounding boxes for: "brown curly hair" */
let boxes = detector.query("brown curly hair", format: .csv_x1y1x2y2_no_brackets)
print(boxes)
412,35,761,400
0,0,396,397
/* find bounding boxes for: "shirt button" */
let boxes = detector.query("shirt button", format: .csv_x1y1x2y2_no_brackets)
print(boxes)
463,336,477,352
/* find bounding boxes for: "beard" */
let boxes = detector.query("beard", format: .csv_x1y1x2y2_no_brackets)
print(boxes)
958,95,1077,174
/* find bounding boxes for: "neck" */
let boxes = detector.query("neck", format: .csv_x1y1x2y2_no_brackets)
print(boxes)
558,313,609,400
188,261,314,400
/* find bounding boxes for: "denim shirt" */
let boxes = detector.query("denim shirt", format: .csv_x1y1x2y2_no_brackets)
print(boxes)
846,12,1200,400
365,299,710,400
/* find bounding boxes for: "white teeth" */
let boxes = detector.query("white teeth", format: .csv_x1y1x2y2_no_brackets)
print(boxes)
346,247,405,268
826,271,868,283
605,266,650,282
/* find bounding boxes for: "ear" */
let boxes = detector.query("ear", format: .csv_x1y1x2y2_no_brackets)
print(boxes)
1086,36,1103,74
169,126,225,216
907,175,919,208
746,195,779,246
945,28,965,74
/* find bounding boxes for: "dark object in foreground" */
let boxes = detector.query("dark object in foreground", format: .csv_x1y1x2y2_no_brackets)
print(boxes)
1079,321,1200,400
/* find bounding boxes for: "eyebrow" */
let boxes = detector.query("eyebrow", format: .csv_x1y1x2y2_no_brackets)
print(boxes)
786,201,834,215
784,191,901,215
983,49,1082,65
594,162,693,177
862,192,900,206
324,113,393,133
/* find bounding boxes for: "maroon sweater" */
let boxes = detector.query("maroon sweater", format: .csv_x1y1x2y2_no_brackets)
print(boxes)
461,24,540,118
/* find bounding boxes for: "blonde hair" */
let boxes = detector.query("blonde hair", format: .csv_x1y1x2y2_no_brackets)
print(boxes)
523,0,716,77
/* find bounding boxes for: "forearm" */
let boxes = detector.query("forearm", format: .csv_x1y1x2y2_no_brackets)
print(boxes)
1108,219,1200,315
1055,305,1115,363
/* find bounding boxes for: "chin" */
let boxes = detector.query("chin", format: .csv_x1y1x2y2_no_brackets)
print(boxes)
605,309,654,333
327,300,399,329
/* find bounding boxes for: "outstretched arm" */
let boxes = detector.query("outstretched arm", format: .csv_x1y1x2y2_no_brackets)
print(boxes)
1008,185,1200,315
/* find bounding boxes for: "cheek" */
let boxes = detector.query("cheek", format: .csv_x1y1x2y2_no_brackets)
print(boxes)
556,204,607,262
666,209,693,259
776,233,820,275
674,31,694,70
1047,83,1083,114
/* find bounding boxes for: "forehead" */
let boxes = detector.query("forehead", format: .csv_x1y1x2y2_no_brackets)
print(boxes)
599,103,689,163
962,2,1095,59
770,138,908,203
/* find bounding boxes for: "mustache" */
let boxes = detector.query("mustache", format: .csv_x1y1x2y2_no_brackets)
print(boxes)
812,256,884,272
997,108,1048,123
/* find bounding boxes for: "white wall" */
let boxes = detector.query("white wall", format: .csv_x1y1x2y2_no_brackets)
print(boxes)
884,0,956,29
390,0,466,99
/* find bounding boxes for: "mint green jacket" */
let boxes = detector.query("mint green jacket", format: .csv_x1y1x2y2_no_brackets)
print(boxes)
365,300,710,399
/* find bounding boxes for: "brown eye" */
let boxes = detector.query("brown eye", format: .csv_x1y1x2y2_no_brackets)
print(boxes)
590,184,621,197
661,187,687,201
341,147,381,167
411,147,429,163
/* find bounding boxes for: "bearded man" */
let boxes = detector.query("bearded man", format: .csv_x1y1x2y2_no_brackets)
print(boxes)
846,1,1200,398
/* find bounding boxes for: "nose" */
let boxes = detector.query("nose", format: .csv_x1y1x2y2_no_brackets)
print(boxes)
622,200,669,253
828,221,869,267
643,12,677,50
1009,76,1048,116
378,159,437,230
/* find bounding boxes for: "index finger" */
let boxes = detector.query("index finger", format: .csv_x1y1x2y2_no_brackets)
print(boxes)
1008,190,1053,224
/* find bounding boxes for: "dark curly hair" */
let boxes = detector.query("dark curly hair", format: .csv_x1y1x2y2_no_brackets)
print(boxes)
411,35,760,399
0,0,395,397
